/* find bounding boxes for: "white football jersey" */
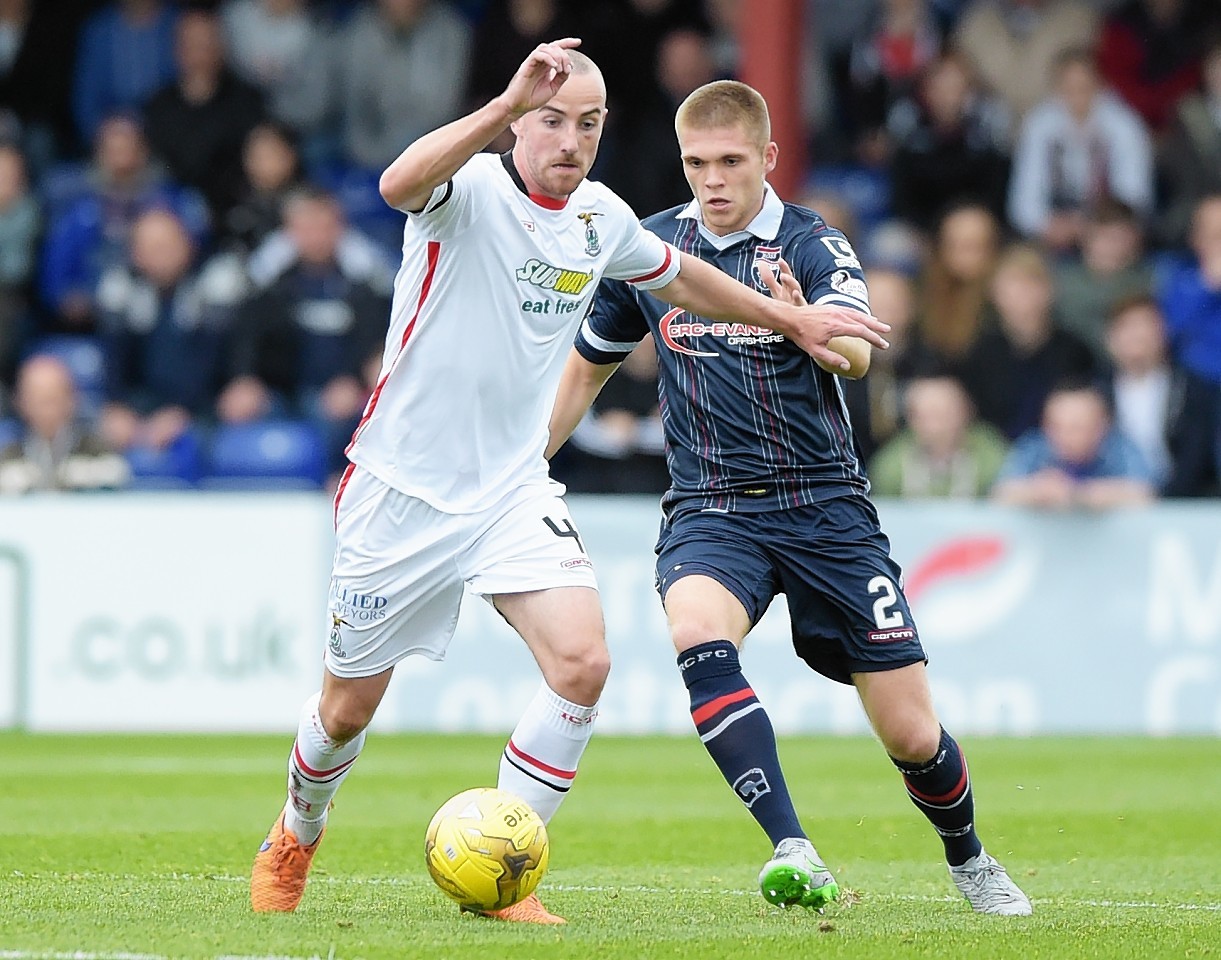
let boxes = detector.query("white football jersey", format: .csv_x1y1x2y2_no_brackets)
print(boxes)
346,152,680,512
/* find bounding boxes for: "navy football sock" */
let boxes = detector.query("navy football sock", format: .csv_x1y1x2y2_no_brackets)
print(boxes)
679,639,805,846
892,727,983,866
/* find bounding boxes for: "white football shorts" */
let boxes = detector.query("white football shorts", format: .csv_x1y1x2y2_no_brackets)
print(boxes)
324,466,598,677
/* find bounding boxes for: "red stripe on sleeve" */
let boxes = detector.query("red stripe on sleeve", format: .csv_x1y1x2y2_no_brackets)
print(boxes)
624,245,673,285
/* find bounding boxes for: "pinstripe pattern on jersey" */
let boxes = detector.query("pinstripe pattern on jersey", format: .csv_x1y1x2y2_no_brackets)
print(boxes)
579,199,870,518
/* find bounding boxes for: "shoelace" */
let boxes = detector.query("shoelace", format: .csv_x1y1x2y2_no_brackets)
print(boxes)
270,835,309,881
956,860,1016,904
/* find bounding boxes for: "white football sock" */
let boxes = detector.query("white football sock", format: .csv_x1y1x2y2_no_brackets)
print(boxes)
282,691,365,845
498,681,597,824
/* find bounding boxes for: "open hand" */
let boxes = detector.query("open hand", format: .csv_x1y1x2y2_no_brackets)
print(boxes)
758,258,806,307
788,305,888,371
502,38,582,117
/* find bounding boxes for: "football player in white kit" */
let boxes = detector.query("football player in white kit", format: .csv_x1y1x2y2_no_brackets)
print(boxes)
251,37,892,923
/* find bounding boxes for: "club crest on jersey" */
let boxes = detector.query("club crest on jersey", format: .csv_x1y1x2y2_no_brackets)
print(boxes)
751,245,783,290
516,258,595,295
577,211,604,256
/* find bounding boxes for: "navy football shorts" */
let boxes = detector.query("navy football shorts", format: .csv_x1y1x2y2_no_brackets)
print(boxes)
655,495,927,685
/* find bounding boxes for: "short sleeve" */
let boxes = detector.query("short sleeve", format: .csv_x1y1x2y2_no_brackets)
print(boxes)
602,196,681,289
575,278,650,364
400,156,492,240
792,227,871,316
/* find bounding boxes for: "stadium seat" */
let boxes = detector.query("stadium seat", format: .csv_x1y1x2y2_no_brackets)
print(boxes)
204,420,326,489
26,335,107,418
804,165,893,232
313,162,406,258
124,428,205,487
36,161,90,221
0,418,21,449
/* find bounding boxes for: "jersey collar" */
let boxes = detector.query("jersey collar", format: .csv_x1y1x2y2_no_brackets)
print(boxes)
500,150,568,210
676,183,784,250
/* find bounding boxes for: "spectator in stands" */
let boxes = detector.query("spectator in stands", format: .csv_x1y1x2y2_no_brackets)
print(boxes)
915,201,1001,367
960,243,1097,439
38,113,209,332
868,373,1009,499
218,188,390,476
464,1,586,155
842,266,939,462
1155,37,1221,248
557,336,669,495
143,8,266,220
992,381,1155,509
220,0,335,154
1053,199,1153,364
0,143,37,396
1158,193,1221,386
954,0,1098,125
886,51,1011,231
1007,47,1154,254
72,0,178,147
0,353,129,494
96,208,244,455
1102,294,1219,497
0,0,96,169
603,27,718,216
337,0,471,171
1096,0,1217,135
843,0,941,166
222,122,304,255
604,0,710,115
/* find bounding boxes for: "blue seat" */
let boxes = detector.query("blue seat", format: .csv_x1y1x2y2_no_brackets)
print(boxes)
313,162,405,258
125,428,204,486
205,420,326,488
36,161,90,221
804,164,893,232
0,418,21,449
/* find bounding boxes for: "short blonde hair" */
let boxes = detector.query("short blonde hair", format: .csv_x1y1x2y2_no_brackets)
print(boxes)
675,80,771,149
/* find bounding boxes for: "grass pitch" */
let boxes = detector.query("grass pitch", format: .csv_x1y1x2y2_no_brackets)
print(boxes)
1,733,1218,960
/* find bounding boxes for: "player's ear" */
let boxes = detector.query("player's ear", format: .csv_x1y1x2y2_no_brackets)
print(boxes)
763,141,779,175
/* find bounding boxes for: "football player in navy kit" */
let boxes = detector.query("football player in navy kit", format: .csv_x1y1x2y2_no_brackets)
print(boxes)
548,80,1031,916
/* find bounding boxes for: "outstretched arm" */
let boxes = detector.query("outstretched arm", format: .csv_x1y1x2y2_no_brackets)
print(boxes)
547,349,619,459
379,38,582,212
652,252,889,373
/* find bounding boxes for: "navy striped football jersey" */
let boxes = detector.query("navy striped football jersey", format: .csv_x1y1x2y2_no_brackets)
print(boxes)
574,186,871,519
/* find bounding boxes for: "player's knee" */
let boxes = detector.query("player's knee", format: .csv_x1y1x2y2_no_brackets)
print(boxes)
879,722,940,764
546,641,610,704
317,697,375,744
669,620,724,655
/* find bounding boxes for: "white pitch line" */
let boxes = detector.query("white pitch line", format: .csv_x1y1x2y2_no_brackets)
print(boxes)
8,873,1220,912
0,953,333,960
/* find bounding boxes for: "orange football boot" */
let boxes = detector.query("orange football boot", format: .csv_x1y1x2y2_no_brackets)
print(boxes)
475,892,566,924
250,812,324,912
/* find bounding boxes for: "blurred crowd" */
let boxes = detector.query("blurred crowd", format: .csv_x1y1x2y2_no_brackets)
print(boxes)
0,0,1219,505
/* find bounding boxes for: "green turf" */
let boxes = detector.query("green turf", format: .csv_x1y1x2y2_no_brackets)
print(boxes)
1,733,1218,959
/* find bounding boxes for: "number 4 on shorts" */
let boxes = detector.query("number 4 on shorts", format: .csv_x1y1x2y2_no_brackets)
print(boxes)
543,516,585,554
